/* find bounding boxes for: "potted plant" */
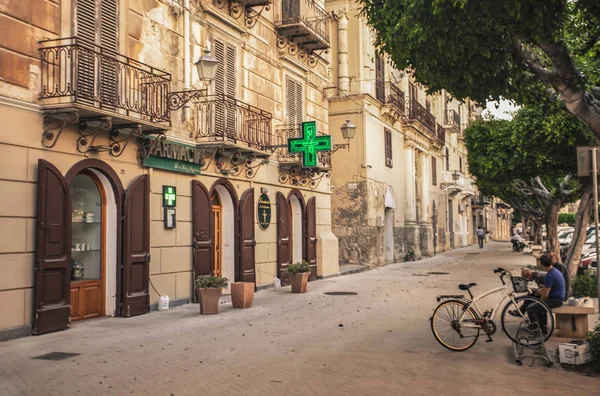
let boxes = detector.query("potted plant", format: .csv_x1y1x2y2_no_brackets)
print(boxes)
231,281,254,309
194,275,229,315
286,261,310,293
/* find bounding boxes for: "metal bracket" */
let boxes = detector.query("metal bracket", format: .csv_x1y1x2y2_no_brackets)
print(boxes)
276,37,327,69
169,89,209,110
244,4,270,28
278,165,330,189
41,111,79,148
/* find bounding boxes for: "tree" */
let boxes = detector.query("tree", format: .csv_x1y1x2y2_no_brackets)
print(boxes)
464,104,594,278
358,0,600,140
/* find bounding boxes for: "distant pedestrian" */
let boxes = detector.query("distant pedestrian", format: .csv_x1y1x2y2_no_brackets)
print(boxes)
477,227,485,248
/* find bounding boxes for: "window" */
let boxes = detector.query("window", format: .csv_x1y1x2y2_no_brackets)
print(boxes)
432,156,437,186
214,40,236,134
384,129,393,168
459,156,463,173
445,147,450,171
286,77,303,126
375,55,385,102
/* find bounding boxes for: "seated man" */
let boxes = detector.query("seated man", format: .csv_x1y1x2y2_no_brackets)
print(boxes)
521,250,569,301
525,253,565,334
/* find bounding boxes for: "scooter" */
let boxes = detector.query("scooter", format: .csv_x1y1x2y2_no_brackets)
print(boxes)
511,236,526,252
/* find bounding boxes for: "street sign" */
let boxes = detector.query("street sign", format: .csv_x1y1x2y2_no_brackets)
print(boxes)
576,146,600,177
288,121,332,168
257,193,271,230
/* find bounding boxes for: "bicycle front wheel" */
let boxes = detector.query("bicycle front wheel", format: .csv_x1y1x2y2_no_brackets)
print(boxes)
501,296,554,344
431,300,480,352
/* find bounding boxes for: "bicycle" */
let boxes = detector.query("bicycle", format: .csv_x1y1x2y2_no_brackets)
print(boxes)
430,267,554,351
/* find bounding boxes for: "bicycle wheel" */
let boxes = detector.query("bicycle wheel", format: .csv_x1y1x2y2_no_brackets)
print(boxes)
431,299,480,352
501,296,554,344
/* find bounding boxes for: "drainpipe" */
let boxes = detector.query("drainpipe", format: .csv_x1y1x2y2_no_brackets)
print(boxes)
183,0,191,121
337,11,349,94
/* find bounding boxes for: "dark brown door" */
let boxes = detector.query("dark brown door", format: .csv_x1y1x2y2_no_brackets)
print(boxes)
192,181,213,301
238,189,256,283
33,160,72,335
276,192,291,286
122,175,150,317
305,197,317,281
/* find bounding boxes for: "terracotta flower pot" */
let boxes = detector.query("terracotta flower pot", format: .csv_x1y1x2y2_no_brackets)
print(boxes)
196,287,222,314
290,272,309,293
231,282,254,309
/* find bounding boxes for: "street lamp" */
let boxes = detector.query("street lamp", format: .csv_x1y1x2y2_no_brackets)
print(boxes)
332,118,356,152
452,170,461,182
169,47,219,110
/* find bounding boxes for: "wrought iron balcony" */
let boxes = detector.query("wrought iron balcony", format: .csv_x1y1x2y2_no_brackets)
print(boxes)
384,82,406,115
39,38,171,130
444,109,461,133
275,124,331,170
408,100,436,136
276,0,331,52
192,94,272,154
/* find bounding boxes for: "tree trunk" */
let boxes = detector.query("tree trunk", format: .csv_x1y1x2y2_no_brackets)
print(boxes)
533,220,543,245
544,198,562,258
565,183,593,282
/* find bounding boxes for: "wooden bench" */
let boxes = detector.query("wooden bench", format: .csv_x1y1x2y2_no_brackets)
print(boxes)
553,305,595,339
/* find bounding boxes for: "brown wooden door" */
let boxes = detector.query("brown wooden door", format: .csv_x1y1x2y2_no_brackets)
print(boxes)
276,192,291,286
238,189,256,283
192,181,213,301
122,175,150,317
33,160,72,335
213,203,222,277
305,197,317,281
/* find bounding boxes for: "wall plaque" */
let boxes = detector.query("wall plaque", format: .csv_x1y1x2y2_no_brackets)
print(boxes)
257,193,271,230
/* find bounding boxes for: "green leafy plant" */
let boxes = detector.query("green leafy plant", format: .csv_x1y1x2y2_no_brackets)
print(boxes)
571,271,598,298
286,261,310,274
587,321,600,358
194,275,229,289
558,213,576,226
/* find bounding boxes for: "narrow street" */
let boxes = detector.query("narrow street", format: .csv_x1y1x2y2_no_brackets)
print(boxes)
1,242,598,396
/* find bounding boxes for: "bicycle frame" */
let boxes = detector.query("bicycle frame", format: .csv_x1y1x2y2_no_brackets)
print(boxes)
458,284,524,328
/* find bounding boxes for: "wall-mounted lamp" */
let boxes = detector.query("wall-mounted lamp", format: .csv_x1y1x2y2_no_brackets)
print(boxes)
169,47,220,110
332,118,356,153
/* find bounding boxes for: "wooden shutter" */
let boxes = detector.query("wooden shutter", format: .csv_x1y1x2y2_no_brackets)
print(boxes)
445,147,450,170
384,129,393,168
192,181,213,301
238,189,256,284
122,175,150,317
286,78,302,128
214,40,226,137
432,156,437,186
304,197,317,282
282,0,300,20
276,192,291,286
75,0,97,102
225,44,236,138
459,156,463,173
33,160,72,335
99,0,118,108
375,56,385,102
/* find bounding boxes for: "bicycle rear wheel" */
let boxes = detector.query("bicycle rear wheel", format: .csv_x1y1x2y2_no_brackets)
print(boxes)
501,296,554,344
431,300,480,352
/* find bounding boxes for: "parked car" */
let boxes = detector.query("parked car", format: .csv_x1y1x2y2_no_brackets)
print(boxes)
578,252,598,276
558,230,573,247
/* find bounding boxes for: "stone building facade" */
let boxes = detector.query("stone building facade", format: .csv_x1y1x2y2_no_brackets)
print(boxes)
0,0,340,339
326,0,479,266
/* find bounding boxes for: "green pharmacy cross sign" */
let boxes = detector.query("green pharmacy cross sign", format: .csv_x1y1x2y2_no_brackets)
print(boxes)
288,121,331,168
163,186,177,208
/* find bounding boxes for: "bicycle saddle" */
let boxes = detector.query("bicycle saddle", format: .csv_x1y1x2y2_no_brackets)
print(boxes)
458,283,477,290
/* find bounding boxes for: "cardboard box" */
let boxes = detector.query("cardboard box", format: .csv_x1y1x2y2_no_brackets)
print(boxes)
558,341,594,365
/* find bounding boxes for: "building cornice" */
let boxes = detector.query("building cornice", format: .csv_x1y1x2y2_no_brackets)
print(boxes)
0,96,41,113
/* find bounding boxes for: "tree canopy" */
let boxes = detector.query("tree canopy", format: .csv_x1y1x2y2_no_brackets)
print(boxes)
358,0,600,139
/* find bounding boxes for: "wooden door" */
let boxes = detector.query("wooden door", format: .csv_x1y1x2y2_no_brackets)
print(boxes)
305,197,317,281
277,192,291,286
212,194,222,277
122,175,150,317
238,189,256,283
192,181,213,301
33,160,72,335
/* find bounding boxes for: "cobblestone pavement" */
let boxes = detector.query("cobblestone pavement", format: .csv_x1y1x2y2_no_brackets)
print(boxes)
1,242,598,396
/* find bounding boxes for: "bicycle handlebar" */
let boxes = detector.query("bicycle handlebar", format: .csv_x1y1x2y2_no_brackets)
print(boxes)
493,267,506,274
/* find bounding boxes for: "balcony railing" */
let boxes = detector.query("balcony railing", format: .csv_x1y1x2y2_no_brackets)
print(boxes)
436,124,445,146
408,100,436,135
386,82,406,114
39,37,171,126
444,109,461,133
275,124,331,169
276,0,330,51
193,94,272,151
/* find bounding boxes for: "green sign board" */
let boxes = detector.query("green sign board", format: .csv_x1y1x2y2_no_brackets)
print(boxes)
288,121,332,168
142,137,202,175
163,186,177,208
257,193,271,230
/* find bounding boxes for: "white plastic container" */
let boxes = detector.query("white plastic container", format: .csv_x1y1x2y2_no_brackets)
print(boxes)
558,341,593,365
158,295,170,311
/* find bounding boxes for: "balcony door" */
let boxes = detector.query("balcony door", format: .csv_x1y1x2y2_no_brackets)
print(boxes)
282,0,300,20
214,40,236,139
75,0,119,108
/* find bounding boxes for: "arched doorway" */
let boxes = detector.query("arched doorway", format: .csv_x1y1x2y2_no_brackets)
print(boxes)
212,185,236,292
289,193,304,264
384,188,394,264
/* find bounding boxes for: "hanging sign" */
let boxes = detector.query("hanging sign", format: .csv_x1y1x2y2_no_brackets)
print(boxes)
257,193,271,230
288,121,332,168
141,137,203,175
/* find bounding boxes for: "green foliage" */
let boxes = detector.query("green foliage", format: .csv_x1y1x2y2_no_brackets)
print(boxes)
286,261,310,274
358,0,599,108
587,321,600,358
571,271,598,298
558,213,577,226
194,275,229,289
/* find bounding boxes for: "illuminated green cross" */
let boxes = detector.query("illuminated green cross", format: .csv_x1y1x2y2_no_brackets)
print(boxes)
162,186,177,207
288,121,332,168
